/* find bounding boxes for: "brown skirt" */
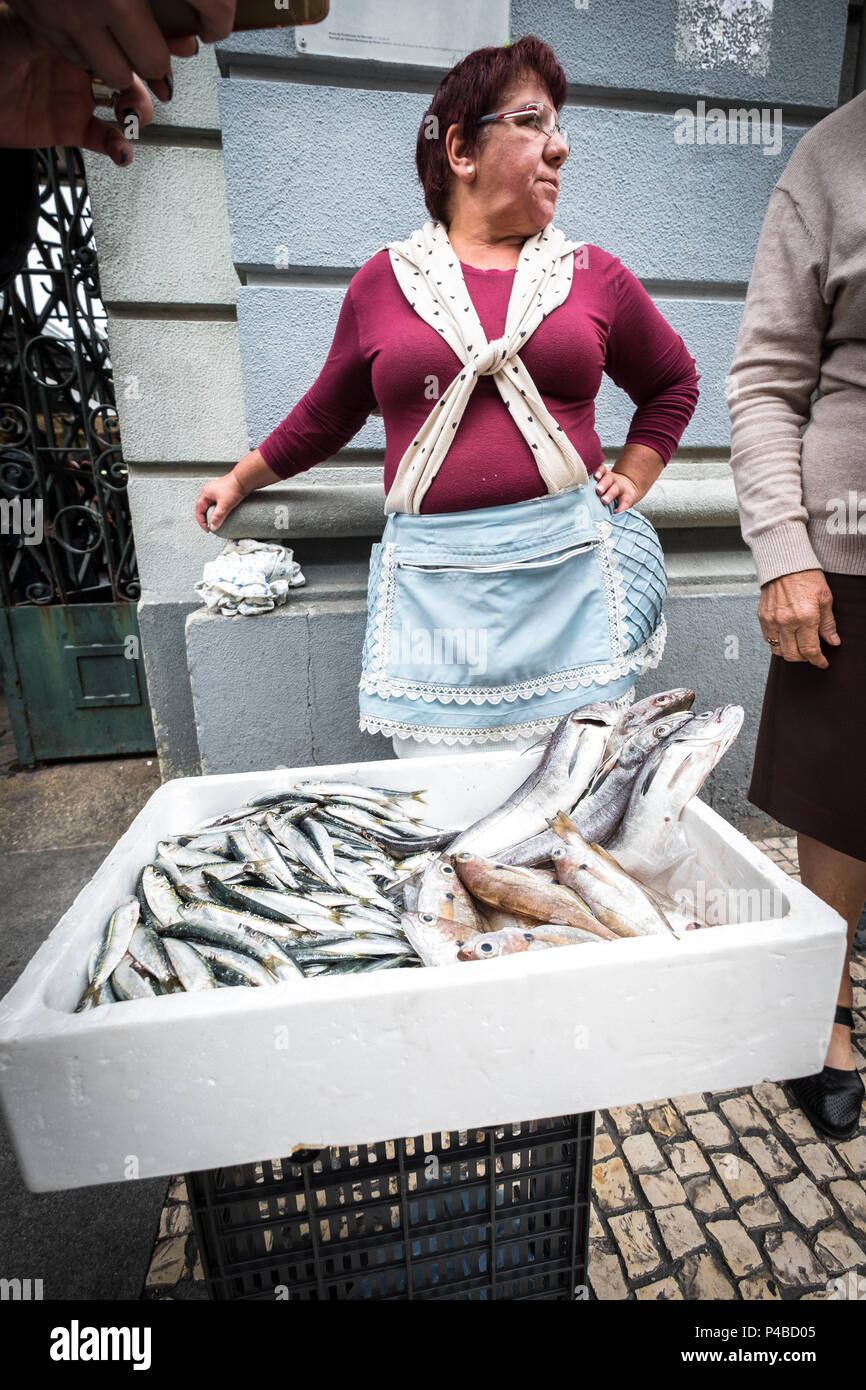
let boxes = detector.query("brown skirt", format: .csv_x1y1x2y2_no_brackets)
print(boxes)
749,571,866,862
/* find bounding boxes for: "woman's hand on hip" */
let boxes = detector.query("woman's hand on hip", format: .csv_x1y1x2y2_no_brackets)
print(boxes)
194,471,247,533
593,466,642,513
757,569,841,668
593,444,664,513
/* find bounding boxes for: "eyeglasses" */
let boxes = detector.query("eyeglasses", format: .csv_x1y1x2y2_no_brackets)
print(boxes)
478,102,569,151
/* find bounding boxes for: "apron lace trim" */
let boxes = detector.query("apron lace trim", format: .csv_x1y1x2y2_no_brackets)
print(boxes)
359,687,638,746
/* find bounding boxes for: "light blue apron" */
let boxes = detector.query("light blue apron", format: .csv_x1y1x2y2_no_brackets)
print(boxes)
358,478,667,744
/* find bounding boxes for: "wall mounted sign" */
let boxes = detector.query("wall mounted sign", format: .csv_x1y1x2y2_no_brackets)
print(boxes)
296,0,510,68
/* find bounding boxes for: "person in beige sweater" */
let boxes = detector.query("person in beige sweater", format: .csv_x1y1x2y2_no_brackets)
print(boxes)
728,89,866,1140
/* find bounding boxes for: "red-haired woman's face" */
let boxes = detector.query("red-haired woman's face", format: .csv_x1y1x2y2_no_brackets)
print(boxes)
452,77,569,233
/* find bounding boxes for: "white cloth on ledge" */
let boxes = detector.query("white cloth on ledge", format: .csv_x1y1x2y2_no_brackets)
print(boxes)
195,539,305,617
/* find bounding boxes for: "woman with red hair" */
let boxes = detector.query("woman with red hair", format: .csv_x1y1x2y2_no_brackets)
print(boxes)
196,36,699,755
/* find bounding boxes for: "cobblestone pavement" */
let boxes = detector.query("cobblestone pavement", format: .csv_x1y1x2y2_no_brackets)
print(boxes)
142,836,866,1301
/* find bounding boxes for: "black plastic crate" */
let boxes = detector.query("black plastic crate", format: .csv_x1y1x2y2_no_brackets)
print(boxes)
186,1112,595,1300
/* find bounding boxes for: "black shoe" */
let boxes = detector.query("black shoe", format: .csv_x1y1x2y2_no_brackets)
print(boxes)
786,1006,865,1142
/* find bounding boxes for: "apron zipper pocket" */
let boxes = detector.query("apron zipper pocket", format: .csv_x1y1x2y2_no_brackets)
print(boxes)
395,540,598,575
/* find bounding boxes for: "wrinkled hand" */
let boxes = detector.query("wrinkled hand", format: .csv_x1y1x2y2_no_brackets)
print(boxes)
0,4,197,161
758,568,841,668
592,465,643,514
5,0,233,100
195,472,247,533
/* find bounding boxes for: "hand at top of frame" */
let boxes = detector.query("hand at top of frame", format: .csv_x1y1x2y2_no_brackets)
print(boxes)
758,568,841,668
4,0,235,99
0,2,205,163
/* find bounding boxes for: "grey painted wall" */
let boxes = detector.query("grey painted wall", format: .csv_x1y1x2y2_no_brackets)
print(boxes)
82,1,860,809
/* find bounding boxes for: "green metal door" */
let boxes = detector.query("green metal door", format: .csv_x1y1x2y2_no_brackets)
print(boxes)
0,603,154,763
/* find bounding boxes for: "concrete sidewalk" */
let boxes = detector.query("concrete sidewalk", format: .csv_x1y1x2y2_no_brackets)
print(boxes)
0,712,167,1301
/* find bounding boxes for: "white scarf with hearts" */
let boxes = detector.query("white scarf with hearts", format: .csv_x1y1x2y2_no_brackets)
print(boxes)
382,217,590,514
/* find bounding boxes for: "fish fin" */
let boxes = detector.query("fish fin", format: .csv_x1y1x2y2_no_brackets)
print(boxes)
588,841,633,877
548,808,581,841
519,735,549,757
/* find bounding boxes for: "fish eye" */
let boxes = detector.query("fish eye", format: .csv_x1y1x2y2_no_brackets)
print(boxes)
444,892,454,902
522,933,534,942
420,913,436,923
479,942,494,953
440,863,455,875
552,847,564,857
456,852,473,861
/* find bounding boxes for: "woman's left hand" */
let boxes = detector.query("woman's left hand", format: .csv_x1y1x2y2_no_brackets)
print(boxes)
592,466,642,513
592,444,665,513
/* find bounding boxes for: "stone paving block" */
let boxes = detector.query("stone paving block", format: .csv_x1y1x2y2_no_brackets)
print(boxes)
776,1174,835,1229
828,1180,866,1236
776,1109,819,1143
764,1230,827,1289
588,1249,629,1301
837,1136,866,1177
645,1103,687,1139
751,1082,791,1116
799,1142,846,1183
711,1152,766,1201
608,1210,663,1281
683,1173,730,1216
158,1203,192,1239
669,1140,710,1178
738,1274,781,1300
655,1204,704,1260
720,1094,771,1134
593,1157,637,1214
638,1168,687,1208
739,1132,798,1179
706,1219,764,1277
589,1203,605,1240
853,983,866,1007
678,1250,736,1300
687,1111,733,1148
593,1133,616,1161
814,1223,866,1275
147,1235,190,1286
622,1132,666,1173
636,1277,682,1300
608,1105,644,1137
672,1093,707,1114
738,1194,783,1230
849,958,865,981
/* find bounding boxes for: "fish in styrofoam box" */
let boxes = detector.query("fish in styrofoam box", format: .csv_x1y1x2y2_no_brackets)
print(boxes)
0,746,847,1192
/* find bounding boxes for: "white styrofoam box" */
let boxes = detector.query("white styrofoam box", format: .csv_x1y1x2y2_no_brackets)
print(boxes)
0,751,847,1192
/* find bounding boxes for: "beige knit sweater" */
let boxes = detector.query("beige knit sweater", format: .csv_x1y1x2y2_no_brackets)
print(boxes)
728,90,866,584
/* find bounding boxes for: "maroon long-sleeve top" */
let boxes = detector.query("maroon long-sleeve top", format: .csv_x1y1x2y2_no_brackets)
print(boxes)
257,243,700,512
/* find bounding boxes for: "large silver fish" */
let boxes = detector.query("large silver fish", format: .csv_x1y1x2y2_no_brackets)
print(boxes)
604,688,696,758
606,706,744,868
444,702,619,860
498,711,696,866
